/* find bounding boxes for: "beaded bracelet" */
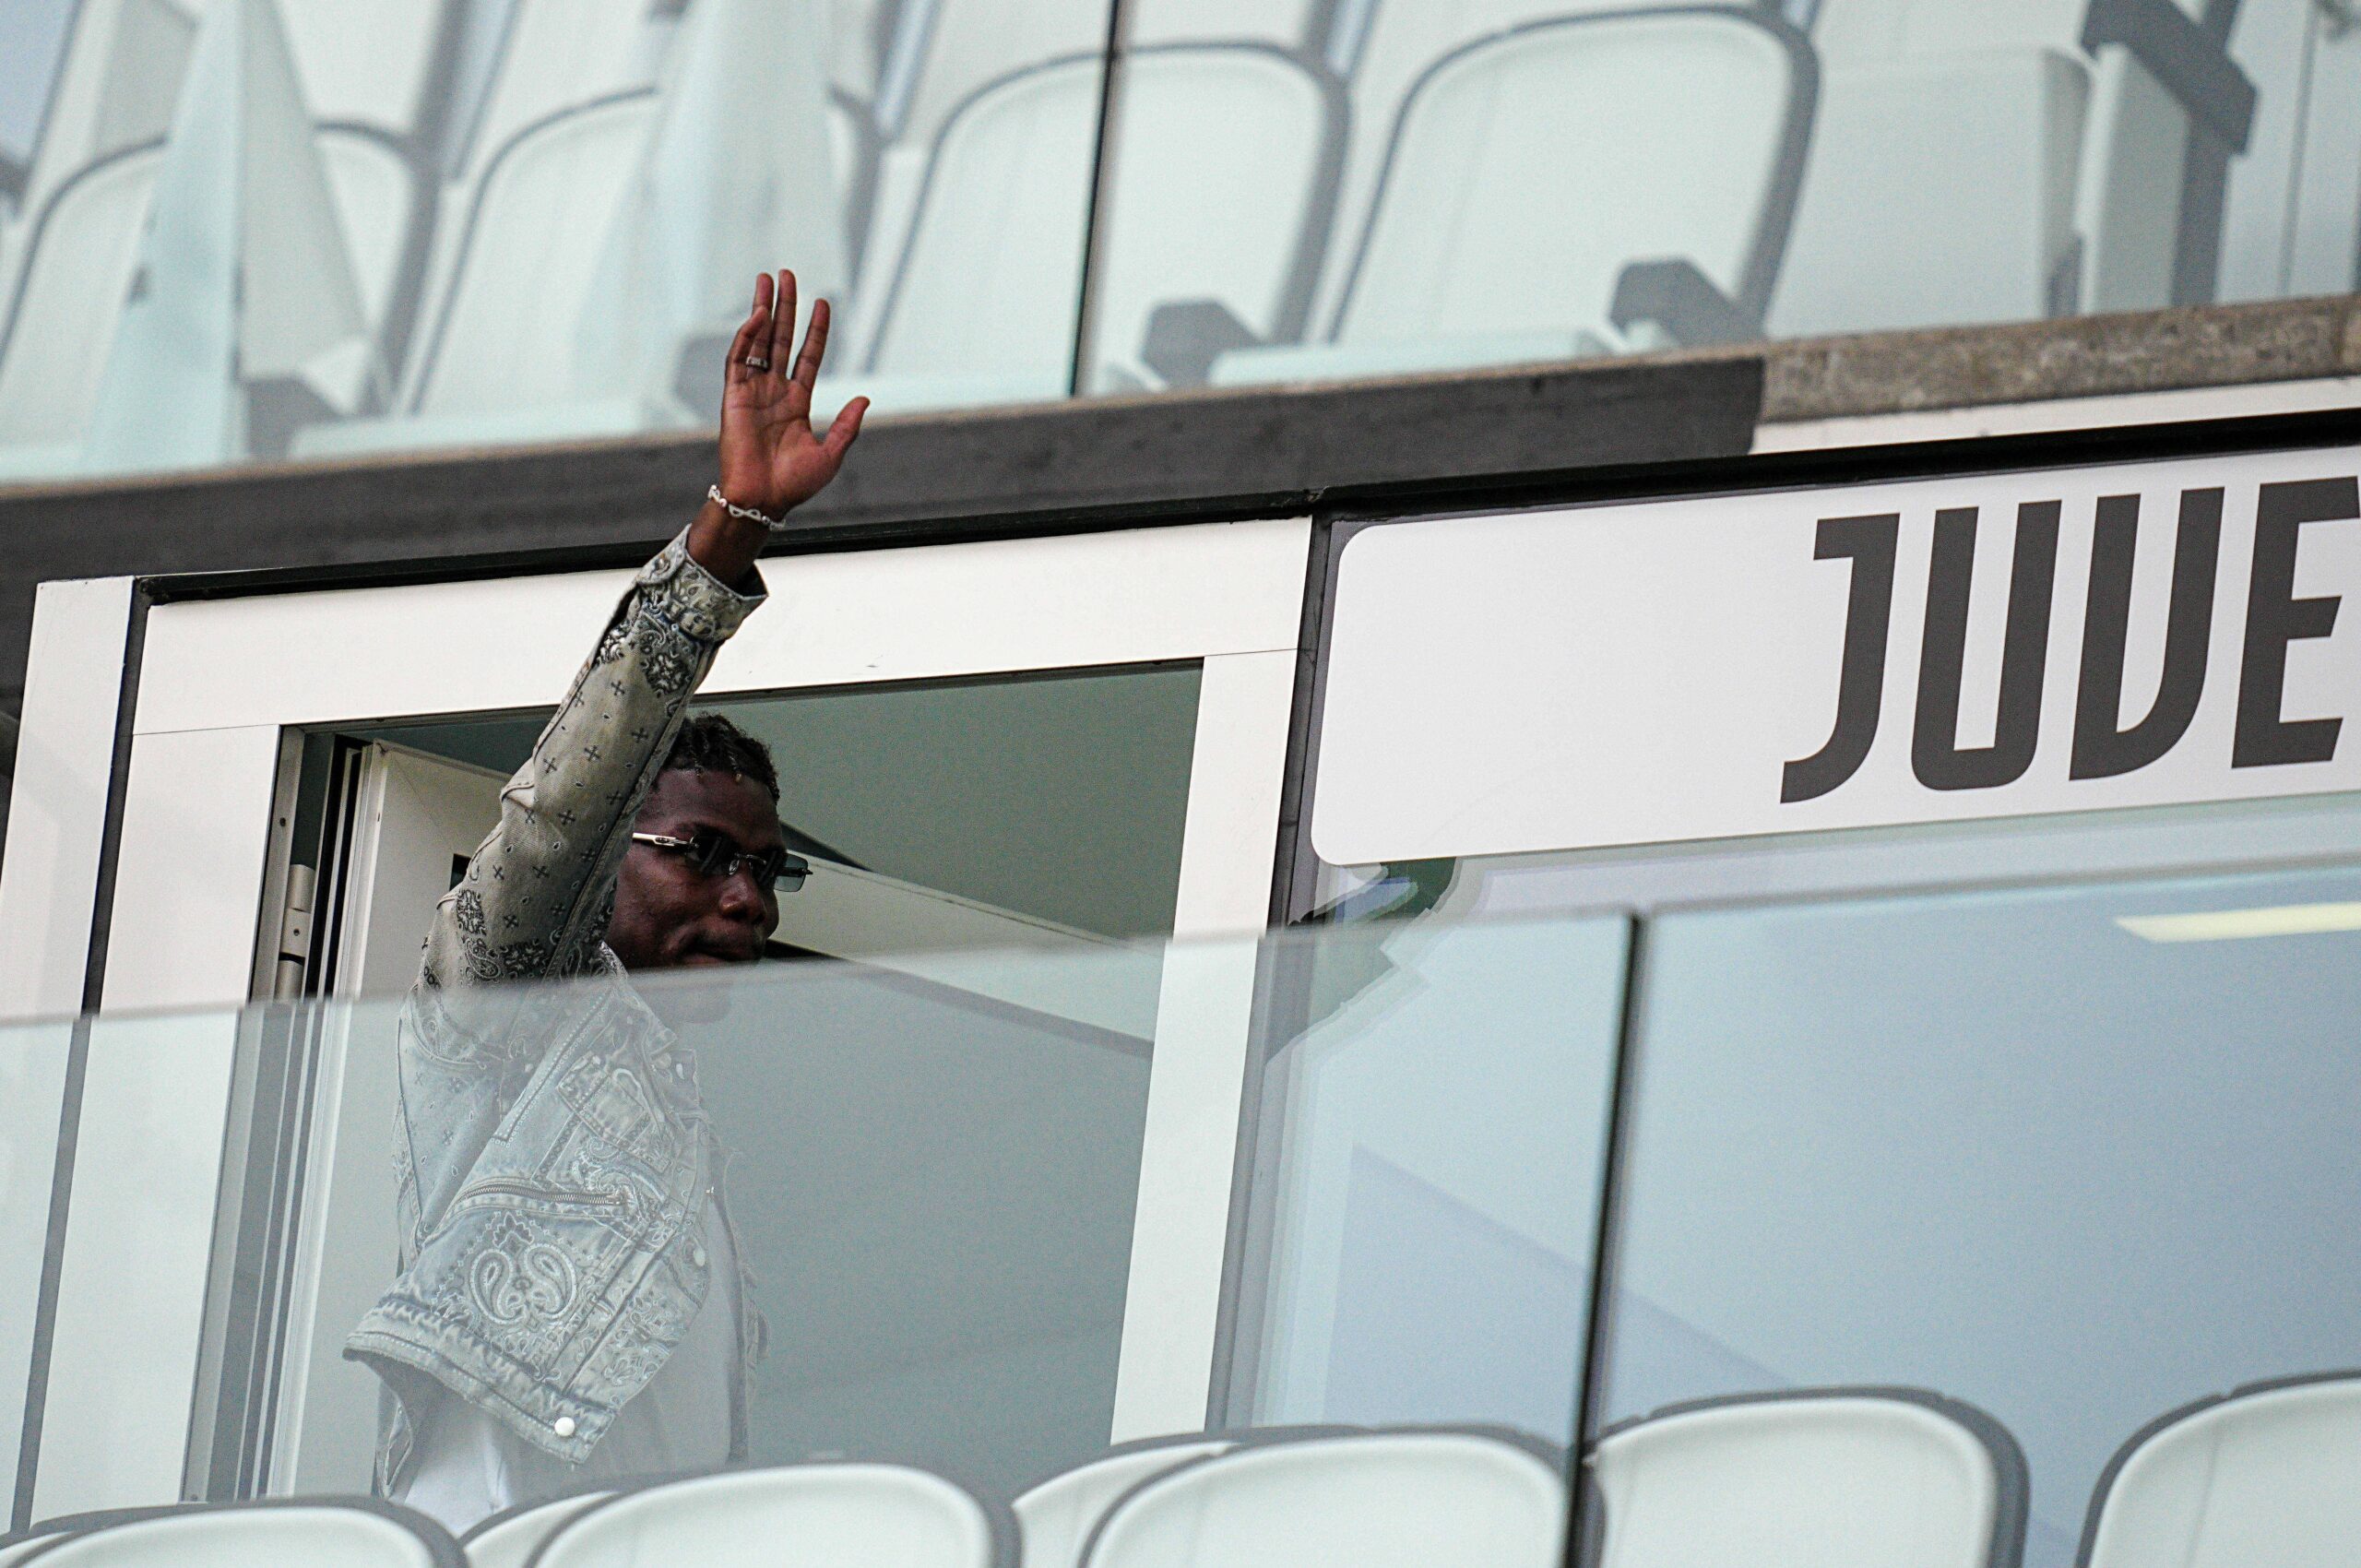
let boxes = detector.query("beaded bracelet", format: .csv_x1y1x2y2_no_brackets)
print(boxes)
707,483,785,531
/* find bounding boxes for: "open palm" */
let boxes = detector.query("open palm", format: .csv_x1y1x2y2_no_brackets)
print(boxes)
718,269,868,520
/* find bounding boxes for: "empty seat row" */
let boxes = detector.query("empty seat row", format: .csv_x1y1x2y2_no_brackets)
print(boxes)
0,0,2328,478
3,1376,2357,1566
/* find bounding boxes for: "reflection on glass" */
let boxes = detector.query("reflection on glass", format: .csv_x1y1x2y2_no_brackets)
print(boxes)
256,951,1158,1510
1610,864,2361,1568
0,1018,72,1505
1235,913,1627,1447
0,0,1114,481
1,0,2357,481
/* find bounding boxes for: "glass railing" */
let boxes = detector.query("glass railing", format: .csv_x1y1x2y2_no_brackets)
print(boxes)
5,897,2360,1564
0,0,2353,486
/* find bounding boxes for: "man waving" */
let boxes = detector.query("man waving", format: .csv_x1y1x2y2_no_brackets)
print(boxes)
347,272,866,1532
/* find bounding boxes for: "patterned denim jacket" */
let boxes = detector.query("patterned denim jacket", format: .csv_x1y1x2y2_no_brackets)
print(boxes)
345,530,765,1488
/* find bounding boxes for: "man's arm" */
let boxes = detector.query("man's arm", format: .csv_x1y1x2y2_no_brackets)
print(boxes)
418,271,868,1025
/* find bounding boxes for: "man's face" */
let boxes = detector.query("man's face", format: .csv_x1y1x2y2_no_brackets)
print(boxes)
608,766,784,971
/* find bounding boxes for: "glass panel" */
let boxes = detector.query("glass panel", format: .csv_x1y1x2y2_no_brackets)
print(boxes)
0,0,1112,485
4,918,1613,1555
255,947,1162,1507
1610,862,2361,1568
1085,0,2361,394
6,0,2357,483
0,1017,72,1509
1231,913,1627,1451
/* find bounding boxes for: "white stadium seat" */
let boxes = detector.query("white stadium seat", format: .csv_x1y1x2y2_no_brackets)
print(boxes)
405,92,659,419
1785,0,2256,329
1014,1427,1370,1568
1584,1389,2025,1568
851,53,1100,403
1214,9,1813,385
0,1509,180,1568
12,1499,461,1568
299,90,667,457
1013,1436,1236,1568
457,1489,616,1568
1079,43,1344,390
2078,1372,2361,1568
314,125,423,340
531,1464,1012,1568
1014,1435,1237,1568
0,145,160,473
1767,47,2087,336
1079,1428,1566,1568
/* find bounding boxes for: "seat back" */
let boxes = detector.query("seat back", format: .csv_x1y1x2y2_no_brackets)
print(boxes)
1013,1437,1234,1568
403,91,658,417
16,1499,461,1568
859,53,1098,392
1081,42,1343,389
1330,9,1812,350
531,1464,1011,1568
1586,1389,2025,1568
460,1490,616,1568
1765,47,2088,335
1804,0,2247,316
0,1509,187,1568
2078,1372,2361,1568
0,144,160,452
1080,1428,1566,1568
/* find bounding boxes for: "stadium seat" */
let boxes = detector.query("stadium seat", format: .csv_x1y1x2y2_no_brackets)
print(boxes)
297,90,667,457
2076,1372,2361,1568
0,1508,181,1568
1014,1436,1236,1568
1584,1388,2026,1568
1766,48,2089,336
457,1489,615,1568
532,1463,1013,1568
864,38,1341,398
1078,43,1345,390
1213,9,1814,385
11,1498,461,1567
1078,1427,1566,1568
0,145,160,475
1014,1427,1370,1568
849,53,1100,404
1786,0,2255,328
314,125,424,343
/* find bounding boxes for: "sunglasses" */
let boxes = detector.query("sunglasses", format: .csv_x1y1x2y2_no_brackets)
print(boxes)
631,829,812,892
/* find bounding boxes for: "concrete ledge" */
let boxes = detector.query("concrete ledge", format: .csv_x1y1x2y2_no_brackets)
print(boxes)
1756,294,2361,422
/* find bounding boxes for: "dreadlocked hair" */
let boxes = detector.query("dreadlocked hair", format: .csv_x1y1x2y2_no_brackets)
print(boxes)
662,713,780,802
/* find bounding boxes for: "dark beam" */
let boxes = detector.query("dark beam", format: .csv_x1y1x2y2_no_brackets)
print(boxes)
0,355,1762,713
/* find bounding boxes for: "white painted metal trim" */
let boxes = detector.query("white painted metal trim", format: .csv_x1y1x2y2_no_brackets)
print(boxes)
129,519,1313,735
1112,647,1300,1439
65,517,1312,1503
0,578,134,1023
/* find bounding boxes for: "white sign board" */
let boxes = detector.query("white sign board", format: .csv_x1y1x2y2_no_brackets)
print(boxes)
1311,445,2361,865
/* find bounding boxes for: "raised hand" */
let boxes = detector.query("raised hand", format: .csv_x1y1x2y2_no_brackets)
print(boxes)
692,269,869,584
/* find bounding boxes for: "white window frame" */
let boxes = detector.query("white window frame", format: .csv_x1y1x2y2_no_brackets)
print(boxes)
0,516,1311,1515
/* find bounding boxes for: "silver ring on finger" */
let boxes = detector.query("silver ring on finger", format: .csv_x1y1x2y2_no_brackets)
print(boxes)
744,354,771,372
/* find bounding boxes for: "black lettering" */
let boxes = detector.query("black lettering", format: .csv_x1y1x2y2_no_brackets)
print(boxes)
1782,514,1900,803
2232,477,2357,767
1913,501,2061,791
2070,489,2222,779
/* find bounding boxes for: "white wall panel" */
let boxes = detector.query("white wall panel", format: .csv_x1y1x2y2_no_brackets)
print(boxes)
99,726,284,1013
131,519,1311,733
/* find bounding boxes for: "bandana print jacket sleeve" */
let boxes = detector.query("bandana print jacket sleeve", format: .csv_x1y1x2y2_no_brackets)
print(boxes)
346,530,765,1479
